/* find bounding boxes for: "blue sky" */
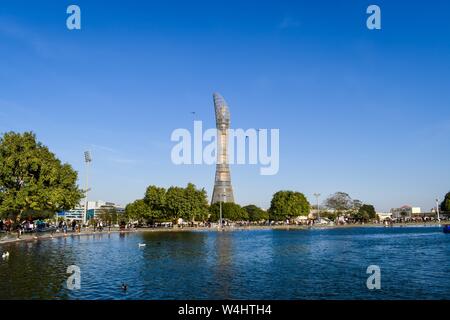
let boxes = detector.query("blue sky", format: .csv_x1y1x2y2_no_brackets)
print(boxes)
0,0,449,211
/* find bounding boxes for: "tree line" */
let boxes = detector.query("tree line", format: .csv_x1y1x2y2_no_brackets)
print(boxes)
124,188,311,224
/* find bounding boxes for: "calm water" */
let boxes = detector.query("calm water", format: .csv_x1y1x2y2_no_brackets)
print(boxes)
1,227,449,300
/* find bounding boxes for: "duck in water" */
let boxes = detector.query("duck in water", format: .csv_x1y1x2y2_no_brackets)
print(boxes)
121,283,128,291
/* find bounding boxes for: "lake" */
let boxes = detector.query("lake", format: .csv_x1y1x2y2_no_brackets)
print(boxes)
1,226,449,300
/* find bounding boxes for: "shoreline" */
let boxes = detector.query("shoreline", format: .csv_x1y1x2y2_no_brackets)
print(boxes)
0,222,444,246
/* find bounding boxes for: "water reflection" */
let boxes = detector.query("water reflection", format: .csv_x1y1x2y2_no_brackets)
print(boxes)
1,227,450,299
211,232,233,299
0,237,77,299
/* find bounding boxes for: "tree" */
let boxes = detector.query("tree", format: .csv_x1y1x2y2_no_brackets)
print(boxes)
165,186,187,221
96,207,119,226
162,183,209,222
268,191,310,221
242,205,268,222
125,199,152,224
353,204,376,222
0,132,83,220
324,192,353,213
144,185,167,220
96,208,111,224
441,192,450,212
183,183,209,222
352,199,363,211
110,208,119,225
209,202,248,222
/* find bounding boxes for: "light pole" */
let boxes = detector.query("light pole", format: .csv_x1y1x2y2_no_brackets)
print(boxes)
436,198,440,222
314,193,321,221
83,151,92,225
219,193,226,229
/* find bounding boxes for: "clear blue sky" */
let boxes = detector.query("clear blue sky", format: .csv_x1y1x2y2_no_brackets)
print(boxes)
1,0,449,211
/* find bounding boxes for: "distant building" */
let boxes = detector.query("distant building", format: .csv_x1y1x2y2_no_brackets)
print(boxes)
58,200,125,221
60,207,84,220
390,205,421,219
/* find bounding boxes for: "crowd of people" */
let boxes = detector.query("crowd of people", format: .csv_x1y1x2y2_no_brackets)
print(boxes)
1,214,449,241
0,218,55,239
0,218,126,240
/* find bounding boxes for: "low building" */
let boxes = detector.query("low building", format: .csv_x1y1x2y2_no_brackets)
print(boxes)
376,212,392,221
87,200,125,218
390,205,421,219
58,200,125,221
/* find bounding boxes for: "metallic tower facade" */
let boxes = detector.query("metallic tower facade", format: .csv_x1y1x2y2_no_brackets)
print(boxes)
211,93,234,204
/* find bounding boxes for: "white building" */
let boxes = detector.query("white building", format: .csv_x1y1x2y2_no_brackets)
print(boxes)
390,205,421,219
376,212,392,221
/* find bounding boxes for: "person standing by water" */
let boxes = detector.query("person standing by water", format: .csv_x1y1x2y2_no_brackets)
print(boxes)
62,220,68,235
15,221,23,239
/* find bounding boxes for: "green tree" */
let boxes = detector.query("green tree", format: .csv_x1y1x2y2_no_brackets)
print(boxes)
209,202,248,221
110,208,119,225
144,185,167,220
353,204,376,222
127,183,210,223
164,183,209,222
125,199,152,223
242,204,268,222
183,183,209,222
165,186,187,221
96,207,119,226
441,192,450,212
268,191,310,221
0,132,83,220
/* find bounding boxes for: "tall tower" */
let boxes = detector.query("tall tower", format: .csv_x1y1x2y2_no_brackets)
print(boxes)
211,93,234,204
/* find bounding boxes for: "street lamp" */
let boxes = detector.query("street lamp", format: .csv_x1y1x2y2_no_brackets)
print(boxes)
436,198,441,222
83,151,92,225
314,193,321,221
